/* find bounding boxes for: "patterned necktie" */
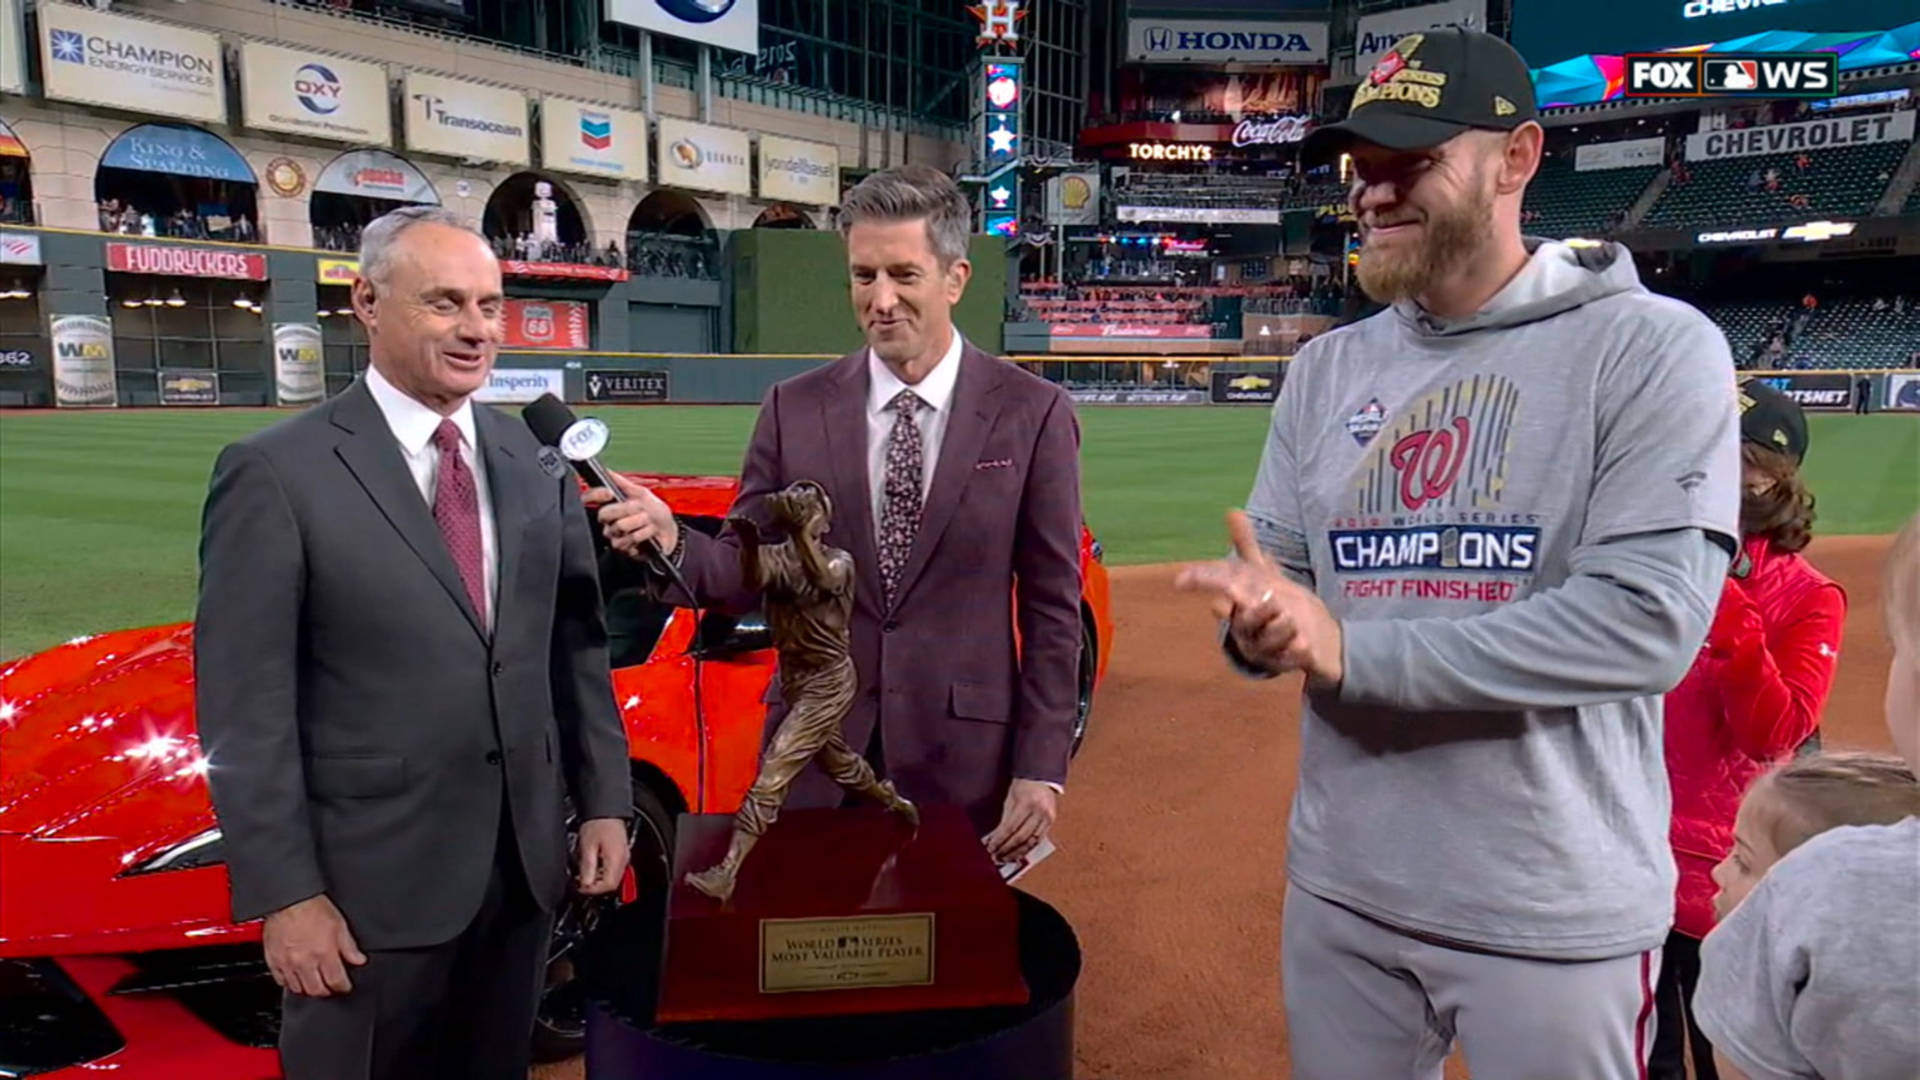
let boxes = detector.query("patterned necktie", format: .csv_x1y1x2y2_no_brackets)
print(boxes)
431,419,488,628
877,389,926,605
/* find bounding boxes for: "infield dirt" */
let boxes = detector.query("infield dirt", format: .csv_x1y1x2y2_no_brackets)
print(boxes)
536,534,1896,1080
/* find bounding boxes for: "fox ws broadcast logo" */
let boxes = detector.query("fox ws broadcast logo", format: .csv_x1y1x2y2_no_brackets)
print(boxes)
1626,52,1836,98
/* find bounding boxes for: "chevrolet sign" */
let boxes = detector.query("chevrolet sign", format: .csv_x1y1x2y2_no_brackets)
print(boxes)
1128,19,1328,64
1781,220,1856,242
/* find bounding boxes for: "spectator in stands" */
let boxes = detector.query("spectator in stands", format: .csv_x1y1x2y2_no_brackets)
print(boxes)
1793,153,1811,172
1650,379,1844,1080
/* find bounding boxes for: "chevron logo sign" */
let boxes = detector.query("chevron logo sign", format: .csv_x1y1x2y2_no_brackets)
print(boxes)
580,111,613,151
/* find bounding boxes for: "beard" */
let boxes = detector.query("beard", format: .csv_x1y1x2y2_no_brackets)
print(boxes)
1355,178,1494,305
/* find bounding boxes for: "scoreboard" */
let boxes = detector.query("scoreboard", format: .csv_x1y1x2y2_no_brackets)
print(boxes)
1512,0,1918,70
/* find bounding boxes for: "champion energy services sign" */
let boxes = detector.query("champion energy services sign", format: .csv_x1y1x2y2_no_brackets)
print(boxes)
39,5,225,123
404,71,530,165
107,242,268,281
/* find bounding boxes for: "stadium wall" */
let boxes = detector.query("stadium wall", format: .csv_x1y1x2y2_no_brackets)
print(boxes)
731,230,1007,356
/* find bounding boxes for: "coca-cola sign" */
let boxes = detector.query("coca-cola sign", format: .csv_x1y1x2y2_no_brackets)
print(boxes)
1231,115,1313,148
106,242,268,280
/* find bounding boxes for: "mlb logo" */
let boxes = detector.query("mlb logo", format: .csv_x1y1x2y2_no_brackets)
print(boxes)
1704,59,1760,93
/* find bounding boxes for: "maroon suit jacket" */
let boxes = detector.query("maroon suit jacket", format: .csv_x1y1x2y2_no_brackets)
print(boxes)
666,342,1085,832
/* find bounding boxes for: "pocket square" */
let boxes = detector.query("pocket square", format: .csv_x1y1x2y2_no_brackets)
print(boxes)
975,458,1014,471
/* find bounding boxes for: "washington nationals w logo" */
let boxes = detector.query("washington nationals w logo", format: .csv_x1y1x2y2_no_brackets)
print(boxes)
1389,417,1471,511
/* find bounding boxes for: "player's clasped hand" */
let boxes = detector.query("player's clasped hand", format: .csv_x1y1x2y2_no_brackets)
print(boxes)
584,472,680,560
1174,510,1345,690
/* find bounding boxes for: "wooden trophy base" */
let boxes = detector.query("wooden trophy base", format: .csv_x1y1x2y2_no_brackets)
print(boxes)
654,804,1030,1024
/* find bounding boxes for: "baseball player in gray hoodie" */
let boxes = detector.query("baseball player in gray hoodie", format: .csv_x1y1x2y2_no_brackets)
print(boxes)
1177,29,1742,1080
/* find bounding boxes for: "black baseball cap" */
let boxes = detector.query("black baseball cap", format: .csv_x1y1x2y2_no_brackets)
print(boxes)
1302,27,1539,169
1738,377,1810,464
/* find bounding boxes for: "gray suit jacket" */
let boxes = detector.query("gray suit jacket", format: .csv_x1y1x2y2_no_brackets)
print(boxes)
193,378,631,951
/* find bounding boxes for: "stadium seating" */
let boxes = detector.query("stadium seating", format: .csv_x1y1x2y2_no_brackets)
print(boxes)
1703,297,1920,370
1521,156,1660,238
1641,140,1909,229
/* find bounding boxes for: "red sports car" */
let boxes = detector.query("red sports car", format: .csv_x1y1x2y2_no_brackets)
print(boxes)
0,473,1113,1077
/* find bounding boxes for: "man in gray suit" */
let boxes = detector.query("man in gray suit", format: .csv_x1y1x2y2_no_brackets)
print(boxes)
193,206,632,1080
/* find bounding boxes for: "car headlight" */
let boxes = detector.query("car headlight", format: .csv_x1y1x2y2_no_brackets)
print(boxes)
123,828,225,875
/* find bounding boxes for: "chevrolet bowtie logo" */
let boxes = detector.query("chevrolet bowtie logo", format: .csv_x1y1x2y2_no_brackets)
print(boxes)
1229,375,1272,391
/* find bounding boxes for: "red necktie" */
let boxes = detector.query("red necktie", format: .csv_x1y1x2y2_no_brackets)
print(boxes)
431,419,488,627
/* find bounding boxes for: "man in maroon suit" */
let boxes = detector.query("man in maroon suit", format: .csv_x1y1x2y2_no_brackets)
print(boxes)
591,164,1083,862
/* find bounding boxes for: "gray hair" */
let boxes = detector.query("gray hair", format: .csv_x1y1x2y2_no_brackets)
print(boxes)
836,164,971,266
357,205,484,288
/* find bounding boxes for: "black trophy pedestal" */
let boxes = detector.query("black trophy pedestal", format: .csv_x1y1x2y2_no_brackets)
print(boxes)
579,889,1080,1079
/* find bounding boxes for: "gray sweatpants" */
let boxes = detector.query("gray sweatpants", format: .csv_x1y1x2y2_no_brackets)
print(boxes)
1282,884,1661,1080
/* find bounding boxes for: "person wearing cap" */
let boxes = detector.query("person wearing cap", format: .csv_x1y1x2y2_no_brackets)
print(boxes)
1650,378,1847,1080
1173,27,1744,1078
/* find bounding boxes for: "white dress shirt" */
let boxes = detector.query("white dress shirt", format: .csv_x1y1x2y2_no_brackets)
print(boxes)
865,327,964,534
365,364,499,630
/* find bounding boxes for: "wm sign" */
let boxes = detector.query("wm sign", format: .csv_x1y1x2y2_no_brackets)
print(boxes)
1626,53,1837,99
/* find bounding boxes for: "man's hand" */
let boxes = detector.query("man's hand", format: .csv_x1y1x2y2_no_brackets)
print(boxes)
262,894,366,998
574,817,631,896
585,472,679,560
1174,510,1344,689
984,779,1058,863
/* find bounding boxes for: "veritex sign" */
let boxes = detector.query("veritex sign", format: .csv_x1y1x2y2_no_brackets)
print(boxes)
106,242,267,280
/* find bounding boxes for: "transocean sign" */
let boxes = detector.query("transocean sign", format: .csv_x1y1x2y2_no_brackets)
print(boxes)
1127,19,1328,65
402,71,531,165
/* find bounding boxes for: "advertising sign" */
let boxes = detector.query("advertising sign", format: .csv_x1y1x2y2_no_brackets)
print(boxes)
500,260,630,282
502,299,590,350
0,347,33,369
473,368,565,404
1127,20,1328,65
314,149,439,204
585,368,670,402
540,97,650,182
604,0,760,55
1,0,25,95
38,5,224,123
404,70,530,165
1754,373,1852,411
1685,111,1914,162
1210,370,1282,404
758,134,839,206
240,43,392,146
1512,0,1917,72
0,232,41,265
107,242,268,281
1046,172,1100,226
1117,205,1280,225
1067,388,1207,405
1051,324,1214,340
1886,373,1920,412
272,323,325,406
315,257,360,285
656,117,751,197
1354,1,1484,72
101,124,256,183
50,314,117,408
1575,136,1666,172
158,368,219,405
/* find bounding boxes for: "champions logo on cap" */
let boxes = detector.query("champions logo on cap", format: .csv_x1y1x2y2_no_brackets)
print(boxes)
1353,33,1448,111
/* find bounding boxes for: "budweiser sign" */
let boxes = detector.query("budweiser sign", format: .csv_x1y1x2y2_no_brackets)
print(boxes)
107,242,268,280
1231,115,1313,148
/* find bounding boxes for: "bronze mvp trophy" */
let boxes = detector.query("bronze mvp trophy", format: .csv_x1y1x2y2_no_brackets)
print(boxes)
655,481,1028,1024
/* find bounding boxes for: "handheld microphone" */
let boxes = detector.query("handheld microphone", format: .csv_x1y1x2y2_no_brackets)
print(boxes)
521,393,670,565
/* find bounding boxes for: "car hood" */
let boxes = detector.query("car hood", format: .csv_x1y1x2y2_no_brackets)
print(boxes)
0,625,238,955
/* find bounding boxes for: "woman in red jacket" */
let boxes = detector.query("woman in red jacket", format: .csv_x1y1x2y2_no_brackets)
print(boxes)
1648,378,1847,1080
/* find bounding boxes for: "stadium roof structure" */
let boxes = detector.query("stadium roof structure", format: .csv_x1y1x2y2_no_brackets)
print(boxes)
1533,22,1920,109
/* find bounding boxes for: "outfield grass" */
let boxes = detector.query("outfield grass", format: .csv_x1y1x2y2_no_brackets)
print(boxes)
1,407,1913,660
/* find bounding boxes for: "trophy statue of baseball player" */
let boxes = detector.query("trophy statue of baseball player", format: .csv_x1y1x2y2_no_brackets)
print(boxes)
685,480,919,903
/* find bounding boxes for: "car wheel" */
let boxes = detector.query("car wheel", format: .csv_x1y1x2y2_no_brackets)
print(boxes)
1070,616,1097,757
531,783,674,1063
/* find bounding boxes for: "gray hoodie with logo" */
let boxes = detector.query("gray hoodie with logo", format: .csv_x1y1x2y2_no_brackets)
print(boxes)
1242,238,1742,960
